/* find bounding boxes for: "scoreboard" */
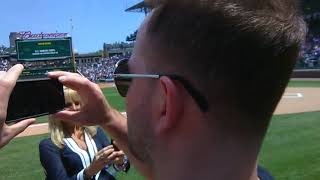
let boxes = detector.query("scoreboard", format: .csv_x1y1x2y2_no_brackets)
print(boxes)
16,38,72,61
14,37,75,80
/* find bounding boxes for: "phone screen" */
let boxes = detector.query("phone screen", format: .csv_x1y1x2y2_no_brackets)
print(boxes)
111,139,120,151
6,78,65,123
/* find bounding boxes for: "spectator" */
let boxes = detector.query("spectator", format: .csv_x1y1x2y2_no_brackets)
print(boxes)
299,32,320,68
39,88,130,180
0,58,10,71
77,54,131,82
48,0,306,180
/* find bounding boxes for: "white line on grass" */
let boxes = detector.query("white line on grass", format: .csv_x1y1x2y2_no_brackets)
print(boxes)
283,93,303,99
29,123,48,128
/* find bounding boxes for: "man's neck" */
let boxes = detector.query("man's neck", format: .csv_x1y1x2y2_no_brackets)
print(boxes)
154,134,259,180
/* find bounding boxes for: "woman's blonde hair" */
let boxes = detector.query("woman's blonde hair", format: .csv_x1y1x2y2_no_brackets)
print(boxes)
48,87,97,149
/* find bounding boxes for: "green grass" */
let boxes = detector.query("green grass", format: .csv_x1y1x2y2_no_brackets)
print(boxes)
36,116,48,124
259,111,320,180
101,88,125,112
1,111,320,179
0,135,48,180
288,80,320,88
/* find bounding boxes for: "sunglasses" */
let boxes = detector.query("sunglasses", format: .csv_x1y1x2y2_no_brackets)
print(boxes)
113,59,209,112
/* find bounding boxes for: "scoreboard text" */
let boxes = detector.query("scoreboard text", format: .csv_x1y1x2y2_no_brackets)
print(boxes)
16,38,72,61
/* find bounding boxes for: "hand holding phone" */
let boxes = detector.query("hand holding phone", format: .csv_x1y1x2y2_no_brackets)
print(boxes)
111,139,120,151
0,64,36,149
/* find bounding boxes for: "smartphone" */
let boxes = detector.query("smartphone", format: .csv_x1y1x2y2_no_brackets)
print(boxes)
6,78,65,123
111,139,120,151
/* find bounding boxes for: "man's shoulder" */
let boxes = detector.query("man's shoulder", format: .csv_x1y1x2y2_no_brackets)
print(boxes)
258,166,275,180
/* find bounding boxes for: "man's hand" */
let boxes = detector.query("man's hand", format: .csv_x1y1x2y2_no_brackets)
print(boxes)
48,71,112,126
48,71,155,179
0,65,35,149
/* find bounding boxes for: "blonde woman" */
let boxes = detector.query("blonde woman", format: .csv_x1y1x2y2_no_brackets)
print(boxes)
39,88,129,180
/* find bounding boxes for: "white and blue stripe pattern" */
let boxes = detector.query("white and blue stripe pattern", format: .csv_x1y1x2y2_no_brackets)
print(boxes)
64,130,101,180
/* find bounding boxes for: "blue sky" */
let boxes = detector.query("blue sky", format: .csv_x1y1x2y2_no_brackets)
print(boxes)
0,0,145,53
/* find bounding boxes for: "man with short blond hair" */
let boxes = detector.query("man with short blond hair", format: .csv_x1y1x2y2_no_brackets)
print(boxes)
1,0,306,180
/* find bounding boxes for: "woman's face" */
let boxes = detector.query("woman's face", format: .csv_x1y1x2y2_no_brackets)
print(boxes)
62,100,81,128
65,100,81,111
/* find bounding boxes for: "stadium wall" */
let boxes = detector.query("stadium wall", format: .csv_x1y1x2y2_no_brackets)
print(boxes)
291,69,320,78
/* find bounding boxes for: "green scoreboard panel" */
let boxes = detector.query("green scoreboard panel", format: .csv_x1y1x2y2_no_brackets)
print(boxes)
16,38,72,61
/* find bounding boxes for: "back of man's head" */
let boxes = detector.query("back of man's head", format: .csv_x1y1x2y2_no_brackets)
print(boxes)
144,0,306,140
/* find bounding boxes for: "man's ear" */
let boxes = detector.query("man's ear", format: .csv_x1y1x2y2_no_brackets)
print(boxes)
156,76,184,134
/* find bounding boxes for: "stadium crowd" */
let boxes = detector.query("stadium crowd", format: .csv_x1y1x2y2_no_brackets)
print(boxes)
298,12,320,68
0,58,10,71
300,33,320,68
77,55,129,82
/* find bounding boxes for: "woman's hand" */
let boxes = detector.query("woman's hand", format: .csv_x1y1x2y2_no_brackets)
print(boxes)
111,140,126,166
85,145,115,177
113,150,126,166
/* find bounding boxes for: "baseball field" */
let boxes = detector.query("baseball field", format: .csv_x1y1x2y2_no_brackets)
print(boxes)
0,80,319,180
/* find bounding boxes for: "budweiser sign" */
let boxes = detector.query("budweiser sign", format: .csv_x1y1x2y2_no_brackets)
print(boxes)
18,31,68,39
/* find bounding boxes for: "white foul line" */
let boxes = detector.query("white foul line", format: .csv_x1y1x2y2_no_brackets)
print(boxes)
29,123,48,128
283,93,303,99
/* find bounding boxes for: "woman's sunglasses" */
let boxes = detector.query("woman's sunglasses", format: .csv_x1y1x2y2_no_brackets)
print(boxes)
113,59,209,112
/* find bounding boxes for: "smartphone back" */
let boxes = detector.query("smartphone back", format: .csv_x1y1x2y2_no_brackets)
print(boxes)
6,78,65,123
